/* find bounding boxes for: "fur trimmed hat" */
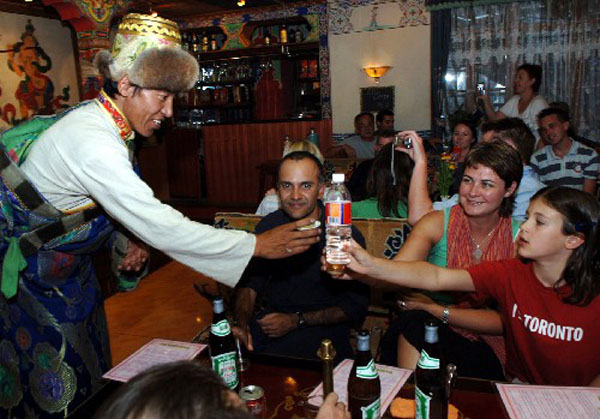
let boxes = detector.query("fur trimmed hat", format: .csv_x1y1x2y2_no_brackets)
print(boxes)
95,13,199,93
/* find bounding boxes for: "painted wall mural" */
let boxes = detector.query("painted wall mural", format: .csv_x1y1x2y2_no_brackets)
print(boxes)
328,0,429,35
0,13,78,126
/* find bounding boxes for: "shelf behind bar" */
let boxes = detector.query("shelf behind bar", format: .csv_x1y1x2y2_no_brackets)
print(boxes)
195,41,319,61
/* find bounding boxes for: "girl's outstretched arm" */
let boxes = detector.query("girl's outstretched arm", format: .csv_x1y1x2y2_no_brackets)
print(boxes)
337,240,476,292
398,293,503,335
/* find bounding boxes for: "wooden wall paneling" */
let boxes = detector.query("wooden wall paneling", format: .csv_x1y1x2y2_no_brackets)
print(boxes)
137,138,170,202
203,119,332,205
166,129,202,200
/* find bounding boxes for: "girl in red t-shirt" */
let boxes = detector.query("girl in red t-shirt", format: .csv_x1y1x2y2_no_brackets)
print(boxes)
334,186,600,386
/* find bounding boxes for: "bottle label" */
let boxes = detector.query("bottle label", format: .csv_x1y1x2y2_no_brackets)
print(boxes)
360,397,381,419
211,319,231,337
326,201,352,225
415,386,430,419
211,351,239,389
417,349,440,370
356,359,379,380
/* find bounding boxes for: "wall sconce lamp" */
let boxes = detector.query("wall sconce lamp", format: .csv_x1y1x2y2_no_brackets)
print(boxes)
237,0,246,6
363,66,392,84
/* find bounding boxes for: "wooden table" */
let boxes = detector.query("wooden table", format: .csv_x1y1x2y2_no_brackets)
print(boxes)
68,351,509,418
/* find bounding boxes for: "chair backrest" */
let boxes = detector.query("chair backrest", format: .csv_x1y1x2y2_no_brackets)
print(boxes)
214,212,412,257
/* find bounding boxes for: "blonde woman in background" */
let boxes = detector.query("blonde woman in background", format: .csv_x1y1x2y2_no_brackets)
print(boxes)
256,140,326,215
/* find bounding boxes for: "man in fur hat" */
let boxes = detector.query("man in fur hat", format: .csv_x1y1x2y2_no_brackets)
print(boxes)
0,13,319,417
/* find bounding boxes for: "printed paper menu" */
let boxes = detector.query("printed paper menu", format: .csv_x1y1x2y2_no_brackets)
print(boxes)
497,383,600,419
308,359,412,412
103,338,206,382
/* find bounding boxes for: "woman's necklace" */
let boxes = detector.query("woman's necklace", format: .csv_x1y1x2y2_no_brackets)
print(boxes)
470,222,500,262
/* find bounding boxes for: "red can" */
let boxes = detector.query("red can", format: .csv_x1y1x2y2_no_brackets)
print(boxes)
239,385,266,418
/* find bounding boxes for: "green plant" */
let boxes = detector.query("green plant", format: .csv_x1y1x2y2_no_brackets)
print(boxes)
438,158,454,198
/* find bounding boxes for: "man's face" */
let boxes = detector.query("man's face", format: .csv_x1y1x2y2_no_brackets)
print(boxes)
121,84,174,137
355,115,375,141
538,114,569,147
378,115,394,131
277,158,323,220
375,135,394,153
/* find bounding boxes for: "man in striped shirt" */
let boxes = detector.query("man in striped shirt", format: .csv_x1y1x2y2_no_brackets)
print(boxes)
530,107,599,194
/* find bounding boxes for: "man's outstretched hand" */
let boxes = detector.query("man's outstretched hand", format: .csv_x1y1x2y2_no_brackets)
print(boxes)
254,216,321,259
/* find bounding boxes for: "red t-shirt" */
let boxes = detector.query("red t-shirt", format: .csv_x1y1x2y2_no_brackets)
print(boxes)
468,259,600,386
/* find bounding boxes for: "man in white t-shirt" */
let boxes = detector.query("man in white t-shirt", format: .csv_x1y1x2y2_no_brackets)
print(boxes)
326,112,376,159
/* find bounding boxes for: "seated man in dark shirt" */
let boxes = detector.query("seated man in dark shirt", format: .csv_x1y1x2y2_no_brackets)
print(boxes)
233,151,369,363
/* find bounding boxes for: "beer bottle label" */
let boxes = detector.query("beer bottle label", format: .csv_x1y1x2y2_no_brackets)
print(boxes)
415,386,431,419
356,359,379,380
360,397,381,419
211,319,231,336
417,349,440,369
211,351,239,389
326,201,352,225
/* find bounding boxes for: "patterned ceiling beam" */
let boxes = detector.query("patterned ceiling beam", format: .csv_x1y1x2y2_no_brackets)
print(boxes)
425,0,521,11
40,0,133,99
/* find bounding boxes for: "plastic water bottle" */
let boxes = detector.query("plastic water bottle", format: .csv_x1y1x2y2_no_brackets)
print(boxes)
307,127,319,146
325,173,352,273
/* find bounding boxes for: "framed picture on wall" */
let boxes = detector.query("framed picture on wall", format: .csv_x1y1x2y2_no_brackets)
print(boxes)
360,86,394,113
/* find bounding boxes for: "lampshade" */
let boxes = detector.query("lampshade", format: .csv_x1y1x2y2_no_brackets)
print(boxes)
363,66,392,83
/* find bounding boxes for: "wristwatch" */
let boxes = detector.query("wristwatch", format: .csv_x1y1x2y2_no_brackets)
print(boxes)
296,311,307,328
441,307,450,324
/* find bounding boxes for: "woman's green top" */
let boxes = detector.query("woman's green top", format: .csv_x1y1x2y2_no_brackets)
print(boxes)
351,197,408,219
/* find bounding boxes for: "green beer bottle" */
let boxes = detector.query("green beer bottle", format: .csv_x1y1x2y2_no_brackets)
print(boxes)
348,329,381,419
209,296,240,390
415,320,447,419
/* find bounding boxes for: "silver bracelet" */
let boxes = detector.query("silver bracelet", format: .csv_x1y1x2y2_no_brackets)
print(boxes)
441,307,450,324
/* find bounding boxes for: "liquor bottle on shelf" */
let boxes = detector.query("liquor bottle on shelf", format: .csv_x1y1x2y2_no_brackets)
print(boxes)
181,32,189,51
201,34,209,52
264,29,271,46
347,329,381,419
209,296,240,391
210,34,218,51
415,320,447,419
191,33,200,53
294,26,303,43
307,127,319,146
279,24,288,44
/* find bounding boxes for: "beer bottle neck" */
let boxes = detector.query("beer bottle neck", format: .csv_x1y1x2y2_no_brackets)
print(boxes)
213,298,225,314
424,325,438,344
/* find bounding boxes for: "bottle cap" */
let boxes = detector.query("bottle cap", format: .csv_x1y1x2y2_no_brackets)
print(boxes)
332,173,345,183
356,329,371,351
424,320,439,344
213,296,224,313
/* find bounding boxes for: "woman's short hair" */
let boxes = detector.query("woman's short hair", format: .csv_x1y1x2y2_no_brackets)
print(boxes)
464,141,523,217
94,361,249,419
517,63,543,93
